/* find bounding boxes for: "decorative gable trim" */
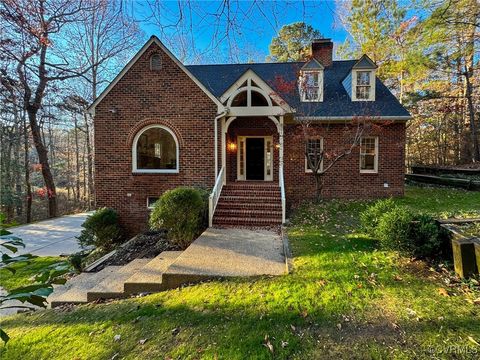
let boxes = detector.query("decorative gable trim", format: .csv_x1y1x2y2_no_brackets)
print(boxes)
219,69,293,113
352,54,378,69
301,58,324,70
87,36,223,115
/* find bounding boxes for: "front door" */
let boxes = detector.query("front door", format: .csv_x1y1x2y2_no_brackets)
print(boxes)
246,138,265,180
236,136,273,181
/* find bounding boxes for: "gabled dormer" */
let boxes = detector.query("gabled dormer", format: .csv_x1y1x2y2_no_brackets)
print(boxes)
342,54,377,102
299,58,324,102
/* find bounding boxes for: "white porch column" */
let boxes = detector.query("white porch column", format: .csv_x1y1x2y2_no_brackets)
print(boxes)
279,116,284,181
221,118,226,185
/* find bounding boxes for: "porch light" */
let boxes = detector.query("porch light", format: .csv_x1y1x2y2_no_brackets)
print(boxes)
275,143,280,149
228,142,237,152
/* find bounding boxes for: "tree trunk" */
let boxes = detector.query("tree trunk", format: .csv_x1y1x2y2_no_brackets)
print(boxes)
84,112,94,210
464,66,480,162
23,116,32,223
27,109,57,218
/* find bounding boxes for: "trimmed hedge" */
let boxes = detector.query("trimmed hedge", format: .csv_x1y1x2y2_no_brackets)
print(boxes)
149,187,206,249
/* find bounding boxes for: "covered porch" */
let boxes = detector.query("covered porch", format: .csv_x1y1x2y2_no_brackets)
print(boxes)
209,69,292,227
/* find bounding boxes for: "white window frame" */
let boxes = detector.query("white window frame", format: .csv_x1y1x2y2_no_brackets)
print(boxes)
299,70,323,102
352,70,375,101
305,137,324,173
359,137,379,174
147,196,159,209
132,124,179,174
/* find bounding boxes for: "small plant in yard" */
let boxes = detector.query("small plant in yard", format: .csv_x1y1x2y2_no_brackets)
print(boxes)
149,187,206,249
77,208,123,250
360,198,397,234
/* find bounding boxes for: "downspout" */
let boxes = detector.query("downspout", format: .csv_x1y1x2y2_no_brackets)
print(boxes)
214,109,228,179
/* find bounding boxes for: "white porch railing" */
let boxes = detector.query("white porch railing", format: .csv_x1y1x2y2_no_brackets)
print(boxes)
208,166,225,227
279,166,286,224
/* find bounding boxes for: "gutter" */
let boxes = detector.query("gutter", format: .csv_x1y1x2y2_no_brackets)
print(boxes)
295,115,412,122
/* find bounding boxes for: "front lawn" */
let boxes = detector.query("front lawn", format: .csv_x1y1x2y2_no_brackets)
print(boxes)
0,257,62,291
0,186,479,359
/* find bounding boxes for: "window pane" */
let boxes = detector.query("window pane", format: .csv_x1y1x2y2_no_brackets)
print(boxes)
137,128,177,169
360,138,377,171
356,86,370,99
306,139,322,170
357,71,370,85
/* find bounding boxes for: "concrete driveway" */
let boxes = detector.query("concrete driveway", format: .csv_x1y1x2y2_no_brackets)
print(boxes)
7,212,90,256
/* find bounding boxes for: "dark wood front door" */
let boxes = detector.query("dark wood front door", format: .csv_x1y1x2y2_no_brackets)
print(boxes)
246,138,264,180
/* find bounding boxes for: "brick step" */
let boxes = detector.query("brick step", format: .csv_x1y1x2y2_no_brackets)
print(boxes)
216,202,282,211
213,216,282,226
221,189,280,197
219,195,281,204
224,183,279,190
214,208,282,219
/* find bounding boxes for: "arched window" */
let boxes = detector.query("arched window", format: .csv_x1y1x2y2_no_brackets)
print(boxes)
132,125,179,173
150,53,162,71
229,87,271,107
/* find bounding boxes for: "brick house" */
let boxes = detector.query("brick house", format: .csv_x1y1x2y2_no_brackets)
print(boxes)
89,36,410,235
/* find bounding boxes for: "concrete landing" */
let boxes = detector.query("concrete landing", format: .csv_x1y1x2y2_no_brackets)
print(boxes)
163,228,286,281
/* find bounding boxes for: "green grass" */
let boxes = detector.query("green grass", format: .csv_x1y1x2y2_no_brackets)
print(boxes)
0,186,479,359
0,257,62,291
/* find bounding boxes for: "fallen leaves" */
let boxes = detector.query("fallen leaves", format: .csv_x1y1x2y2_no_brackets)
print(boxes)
438,287,450,297
263,335,274,354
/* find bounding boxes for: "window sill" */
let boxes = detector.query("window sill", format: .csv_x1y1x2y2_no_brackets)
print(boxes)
360,170,378,174
132,170,179,175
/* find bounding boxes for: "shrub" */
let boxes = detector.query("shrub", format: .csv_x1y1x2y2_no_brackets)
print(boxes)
149,187,205,249
373,206,448,259
360,198,397,236
77,208,123,250
375,206,414,253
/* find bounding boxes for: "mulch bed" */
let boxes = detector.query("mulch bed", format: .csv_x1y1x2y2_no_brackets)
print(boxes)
92,230,182,271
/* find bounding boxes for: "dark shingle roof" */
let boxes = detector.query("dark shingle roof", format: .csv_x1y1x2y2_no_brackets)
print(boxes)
186,61,410,118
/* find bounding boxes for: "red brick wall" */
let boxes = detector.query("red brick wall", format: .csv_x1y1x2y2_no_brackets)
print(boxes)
94,42,217,235
284,122,406,207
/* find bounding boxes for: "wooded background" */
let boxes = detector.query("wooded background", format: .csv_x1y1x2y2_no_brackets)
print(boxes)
0,0,478,225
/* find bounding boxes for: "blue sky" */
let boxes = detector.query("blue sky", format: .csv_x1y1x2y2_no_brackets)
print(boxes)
134,1,349,63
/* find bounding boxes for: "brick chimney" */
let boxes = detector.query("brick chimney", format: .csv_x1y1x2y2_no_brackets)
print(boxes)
311,39,333,67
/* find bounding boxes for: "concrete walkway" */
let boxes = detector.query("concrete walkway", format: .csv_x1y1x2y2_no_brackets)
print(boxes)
165,227,286,278
8,212,90,256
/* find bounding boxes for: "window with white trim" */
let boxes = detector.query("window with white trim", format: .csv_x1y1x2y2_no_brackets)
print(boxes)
147,196,159,209
360,137,378,173
305,137,323,173
299,71,323,102
133,125,179,173
355,71,373,100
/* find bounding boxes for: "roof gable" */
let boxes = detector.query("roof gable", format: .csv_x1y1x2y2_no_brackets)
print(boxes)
352,54,378,69
88,36,222,115
301,58,324,70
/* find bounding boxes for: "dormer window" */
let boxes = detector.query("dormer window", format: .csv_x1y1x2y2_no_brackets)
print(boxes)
356,71,372,100
299,58,324,102
343,54,377,102
300,71,322,102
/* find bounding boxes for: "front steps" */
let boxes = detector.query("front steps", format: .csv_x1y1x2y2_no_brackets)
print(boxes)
213,182,283,226
48,251,183,307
